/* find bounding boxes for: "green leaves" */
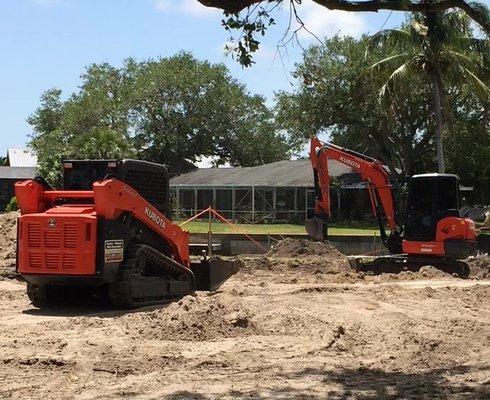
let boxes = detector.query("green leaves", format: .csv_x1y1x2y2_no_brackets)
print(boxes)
211,1,490,66
369,53,411,71
459,66,490,100
367,29,413,56
368,11,489,114
221,3,278,67
28,53,290,184
276,19,488,196
275,34,434,180
367,10,489,191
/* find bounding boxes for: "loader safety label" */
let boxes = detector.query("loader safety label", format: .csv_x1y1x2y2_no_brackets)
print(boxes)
104,240,124,263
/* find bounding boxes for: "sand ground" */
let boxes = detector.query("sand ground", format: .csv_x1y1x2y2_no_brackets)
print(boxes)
0,215,489,399
0,259,489,399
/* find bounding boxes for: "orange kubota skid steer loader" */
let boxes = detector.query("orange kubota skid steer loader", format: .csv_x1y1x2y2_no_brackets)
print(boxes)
15,159,238,308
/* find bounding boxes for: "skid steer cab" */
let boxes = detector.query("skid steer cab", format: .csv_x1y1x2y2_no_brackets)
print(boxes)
15,159,238,308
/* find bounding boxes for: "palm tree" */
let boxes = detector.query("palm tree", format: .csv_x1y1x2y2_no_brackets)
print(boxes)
368,10,489,173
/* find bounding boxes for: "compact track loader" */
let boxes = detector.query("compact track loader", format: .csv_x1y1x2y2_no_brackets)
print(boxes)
15,159,237,308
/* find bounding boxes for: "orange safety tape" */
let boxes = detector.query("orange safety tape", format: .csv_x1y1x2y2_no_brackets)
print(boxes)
178,207,211,227
208,208,269,252
178,206,269,252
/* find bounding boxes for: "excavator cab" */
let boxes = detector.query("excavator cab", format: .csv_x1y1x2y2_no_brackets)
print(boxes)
401,173,477,259
404,174,460,242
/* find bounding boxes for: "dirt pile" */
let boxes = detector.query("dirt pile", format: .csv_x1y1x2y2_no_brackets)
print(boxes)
238,239,475,284
268,237,345,258
118,293,259,341
237,239,353,284
467,255,490,279
45,291,259,344
0,212,18,279
0,270,489,398
418,265,454,279
238,255,357,284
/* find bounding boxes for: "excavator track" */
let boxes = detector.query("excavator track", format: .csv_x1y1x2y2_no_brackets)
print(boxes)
349,255,470,278
108,244,196,308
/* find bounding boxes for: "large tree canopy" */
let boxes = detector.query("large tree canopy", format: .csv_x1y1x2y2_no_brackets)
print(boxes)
198,0,489,66
28,53,290,185
275,24,489,201
275,35,436,181
367,11,489,173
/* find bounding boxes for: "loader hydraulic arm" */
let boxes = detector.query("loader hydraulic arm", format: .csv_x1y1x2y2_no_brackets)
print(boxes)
309,136,402,247
92,179,190,267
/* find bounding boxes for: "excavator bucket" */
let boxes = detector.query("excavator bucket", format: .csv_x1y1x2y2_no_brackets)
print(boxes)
305,218,328,241
191,258,239,291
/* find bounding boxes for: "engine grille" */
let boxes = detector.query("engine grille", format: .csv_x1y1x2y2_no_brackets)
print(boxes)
28,253,43,269
45,230,61,248
28,223,42,248
62,253,77,269
64,224,78,248
45,252,60,269
19,215,96,275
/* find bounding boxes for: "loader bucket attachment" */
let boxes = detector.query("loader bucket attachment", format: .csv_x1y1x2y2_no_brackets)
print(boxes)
305,218,328,241
191,258,239,291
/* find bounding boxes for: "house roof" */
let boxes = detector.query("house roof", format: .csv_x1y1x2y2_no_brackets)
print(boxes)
170,159,353,187
0,167,37,180
7,148,38,167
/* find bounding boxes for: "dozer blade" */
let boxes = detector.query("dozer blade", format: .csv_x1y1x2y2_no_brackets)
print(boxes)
305,218,328,240
191,258,239,291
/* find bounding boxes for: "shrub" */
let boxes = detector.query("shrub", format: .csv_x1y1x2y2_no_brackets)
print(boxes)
5,197,18,212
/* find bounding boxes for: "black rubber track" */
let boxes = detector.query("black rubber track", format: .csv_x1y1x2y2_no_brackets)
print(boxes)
108,243,196,308
350,255,470,278
26,283,50,308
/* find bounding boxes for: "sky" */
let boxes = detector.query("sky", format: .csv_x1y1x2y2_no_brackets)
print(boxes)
0,0,406,156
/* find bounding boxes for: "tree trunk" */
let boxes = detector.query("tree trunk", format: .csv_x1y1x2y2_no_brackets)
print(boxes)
426,11,446,173
431,69,445,173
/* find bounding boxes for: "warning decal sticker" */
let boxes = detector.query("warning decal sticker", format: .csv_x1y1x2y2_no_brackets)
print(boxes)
104,240,124,263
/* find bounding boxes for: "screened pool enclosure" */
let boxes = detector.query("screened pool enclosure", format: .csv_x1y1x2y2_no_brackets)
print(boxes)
169,159,372,223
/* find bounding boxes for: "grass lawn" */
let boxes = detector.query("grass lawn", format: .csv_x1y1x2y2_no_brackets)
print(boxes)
176,220,379,236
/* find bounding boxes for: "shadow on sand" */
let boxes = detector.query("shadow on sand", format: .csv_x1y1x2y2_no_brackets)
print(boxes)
166,365,489,399
21,299,173,318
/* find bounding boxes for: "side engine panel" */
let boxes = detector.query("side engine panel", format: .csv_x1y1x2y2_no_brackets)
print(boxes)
17,210,97,276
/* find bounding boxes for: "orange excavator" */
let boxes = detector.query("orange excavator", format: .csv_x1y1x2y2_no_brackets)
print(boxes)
307,136,477,276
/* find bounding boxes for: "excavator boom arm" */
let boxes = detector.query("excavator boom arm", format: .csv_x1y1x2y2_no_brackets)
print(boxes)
309,136,400,234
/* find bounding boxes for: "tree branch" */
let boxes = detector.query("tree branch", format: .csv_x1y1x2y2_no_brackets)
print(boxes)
198,0,262,13
197,0,490,35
